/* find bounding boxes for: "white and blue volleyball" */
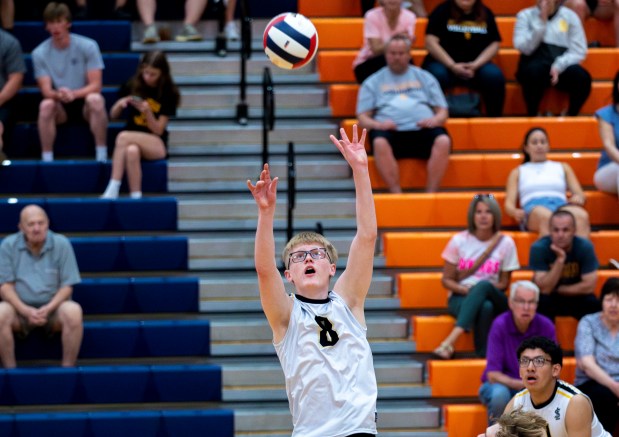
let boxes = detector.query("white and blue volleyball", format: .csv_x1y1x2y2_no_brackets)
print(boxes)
263,13,318,70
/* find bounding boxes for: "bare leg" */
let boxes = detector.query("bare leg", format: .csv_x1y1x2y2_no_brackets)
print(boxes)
37,99,67,154
126,132,166,192
54,301,83,367
0,0,14,29
84,93,108,146
0,302,17,368
136,0,156,25
425,134,451,193
126,145,142,192
184,0,208,25
115,0,127,8
373,138,402,193
226,0,236,23
526,207,553,236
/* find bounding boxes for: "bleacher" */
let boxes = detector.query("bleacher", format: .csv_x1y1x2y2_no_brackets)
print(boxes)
1,0,617,435
298,0,619,435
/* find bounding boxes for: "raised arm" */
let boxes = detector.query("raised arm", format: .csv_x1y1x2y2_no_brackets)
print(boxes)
331,125,377,322
247,164,292,342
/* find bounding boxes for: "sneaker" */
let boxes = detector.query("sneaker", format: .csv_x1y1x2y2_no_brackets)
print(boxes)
142,24,160,44
176,24,202,42
610,258,619,269
225,21,240,40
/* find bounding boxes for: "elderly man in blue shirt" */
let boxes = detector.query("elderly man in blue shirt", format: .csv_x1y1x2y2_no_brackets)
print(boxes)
0,204,82,368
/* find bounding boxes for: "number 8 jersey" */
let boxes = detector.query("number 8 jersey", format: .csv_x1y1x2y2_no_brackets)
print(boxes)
274,291,378,437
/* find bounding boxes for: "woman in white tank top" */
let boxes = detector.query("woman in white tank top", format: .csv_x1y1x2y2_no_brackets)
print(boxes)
504,127,590,237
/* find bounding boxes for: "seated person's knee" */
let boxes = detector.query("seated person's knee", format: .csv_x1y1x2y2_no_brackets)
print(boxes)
38,99,57,119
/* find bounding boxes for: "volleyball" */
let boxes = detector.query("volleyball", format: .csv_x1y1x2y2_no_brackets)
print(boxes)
263,12,319,70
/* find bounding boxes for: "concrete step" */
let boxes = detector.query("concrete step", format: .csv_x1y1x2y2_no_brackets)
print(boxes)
233,400,443,436
168,156,354,193
208,314,413,356
222,358,427,402
167,120,338,145
178,86,327,109
178,195,356,231
168,53,316,78
188,232,386,270
169,141,339,157
199,272,397,312
177,106,332,119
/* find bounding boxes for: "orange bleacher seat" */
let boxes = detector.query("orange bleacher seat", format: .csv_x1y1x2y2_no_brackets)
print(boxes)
414,315,579,353
444,404,487,437
375,192,619,229
428,358,576,398
367,152,598,191
331,81,612,117
398,270,618,309
383,231,619,267
341,116,603,152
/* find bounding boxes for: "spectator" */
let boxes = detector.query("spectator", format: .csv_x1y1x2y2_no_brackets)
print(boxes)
593,71,619,199
422,0,505,117
356,35,451,193
482,336,611,437
513,0,591,116
0,205,82,368
139,0,207,43
1,0,14,31
574,277,619,435
504,127,590,238
0,27,25,161
481,408,550,437
530,209,601,321
433,194,520,359
353,0,416,84
33,2,108,162
408,0,428,18
563,0,619,48
101,51,180,200
479,280,556,424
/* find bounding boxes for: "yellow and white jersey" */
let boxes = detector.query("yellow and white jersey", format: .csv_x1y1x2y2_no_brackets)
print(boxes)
513,380,611,437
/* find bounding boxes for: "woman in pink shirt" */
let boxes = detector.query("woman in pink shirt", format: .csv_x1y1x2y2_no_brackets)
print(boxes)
353,0,417,83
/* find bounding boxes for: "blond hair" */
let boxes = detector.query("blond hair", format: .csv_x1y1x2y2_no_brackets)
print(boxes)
282,232,338,269
495,408,549,437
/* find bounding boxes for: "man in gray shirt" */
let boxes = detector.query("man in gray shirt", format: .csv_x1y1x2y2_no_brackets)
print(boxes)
32,2,108,162
357,34,451,193
0,204,82,368
0,27,26,161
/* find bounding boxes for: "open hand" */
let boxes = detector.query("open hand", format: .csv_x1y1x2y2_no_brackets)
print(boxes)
247,163,278,212
329,124,368,170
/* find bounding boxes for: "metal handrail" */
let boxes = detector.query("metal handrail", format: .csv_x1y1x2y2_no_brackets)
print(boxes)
235,0,251,125
261,67,275,165
286,141,296,242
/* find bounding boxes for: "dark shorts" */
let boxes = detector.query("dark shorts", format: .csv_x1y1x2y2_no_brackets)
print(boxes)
62,98,87,123
16,312,56,339
370,127,449,160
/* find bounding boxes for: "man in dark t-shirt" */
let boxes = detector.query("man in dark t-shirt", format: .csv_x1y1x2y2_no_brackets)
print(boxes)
529,209,601,320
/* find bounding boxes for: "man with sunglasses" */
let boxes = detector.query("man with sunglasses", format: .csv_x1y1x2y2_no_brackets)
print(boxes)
247,125,378,437
481,336,611,437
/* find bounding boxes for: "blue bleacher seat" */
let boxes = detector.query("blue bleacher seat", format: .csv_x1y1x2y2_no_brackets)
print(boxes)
15,413,88,437
73,278,133,314
142,320,210,356
7,368,78,405
0,162,39,194
80,366,152,403
46,198,113,232
113,197,178,231
14,21,132,53
162,410,235,437
90,411,161,437
78,321,142,359
70,236,187,272
151,364,222,402
132,277,199,313
39,161,104,194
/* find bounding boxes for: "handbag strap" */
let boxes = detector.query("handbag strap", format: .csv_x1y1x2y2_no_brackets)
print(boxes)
458,233,504,282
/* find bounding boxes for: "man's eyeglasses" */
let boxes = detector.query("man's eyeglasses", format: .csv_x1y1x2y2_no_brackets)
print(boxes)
474,193,495,200
518,356,551,368
288,248,331,267
512,298,538,307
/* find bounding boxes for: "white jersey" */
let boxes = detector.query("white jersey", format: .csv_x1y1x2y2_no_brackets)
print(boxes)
512,380,611,437
274,291,378,437
518,161,567,206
